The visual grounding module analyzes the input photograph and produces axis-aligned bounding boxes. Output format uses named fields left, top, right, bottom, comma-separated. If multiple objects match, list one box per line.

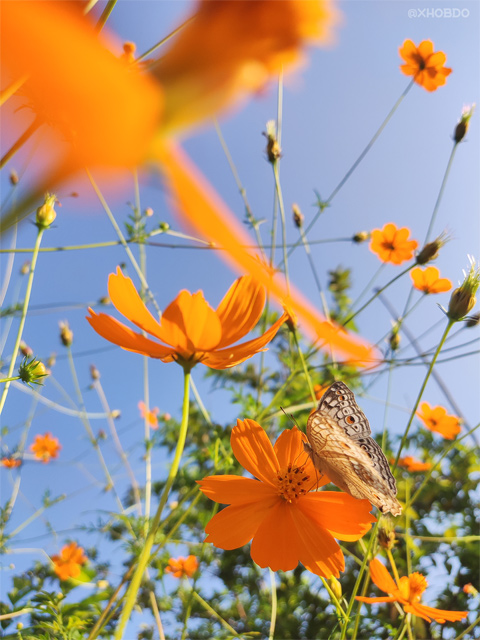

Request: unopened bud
left=47, top=353, right=57, bottom=368
left=389, top=330, right=401, bottom=351
left=264, top=120, right=281, bottom=163
left=162, top=413, right=171, bottom=421
left=10, top=170, right=19, bottom=185
left=20, top=261, right=31, bottom=275
left=454, top=104, right=475, bottom=143
left=463, top=583, right=478, bottom=596
left=59, top=321, right=73, bottom=347
left=145, top=207, right=154, bottom=217
left=18, top=357, right=47, bottom=387
left=111, top=409, right=121, bottom=419
left=97, top=580, right=109, bottom=590
left=378, top=521, right=397, bottom=550
left=16, top=622, right=24, bottom=630
left=328, top=576, right=342, bottom=601
left=98, top=296, right=110, bottom=306
left=416, top=232, right=449, bottom=265
left=353, top=231, right=370, bottom=243
left=447, top=257, right=480, bottom=321
left=465, top=312, right=480, bottom=328
left=292, top=204, right=304, bottom=229
left=90, top=364, right=100, bottom=380
left=97, top=429, right=107, bottom=441
left=159, top=222, right=170, bottom=232
left=19, top=341, right=33, bottom=358
left=36, top=194, right=57, bottom=229
left=121, top=41, right=136, bottom=64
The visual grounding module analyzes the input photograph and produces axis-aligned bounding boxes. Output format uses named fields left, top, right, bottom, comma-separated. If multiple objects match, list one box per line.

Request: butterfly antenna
left=280, top=407, right=300, bottom=428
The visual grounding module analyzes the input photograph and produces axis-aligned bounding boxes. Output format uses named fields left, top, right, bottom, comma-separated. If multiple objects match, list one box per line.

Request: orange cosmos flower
left=1, top=457, right=22, bottom=469
left=356, top=558, right=467, bottom=624
left=30, top=432, right=61, bottom=463
left=165, top=555, right=199, bottom=579
left=410, top=267, right=452, bottom=294
left=51, top=542, right=87, bottom=581
left=417, top=403, right=461, bottom=440
left=87, top=268, right=287, bottom=370
left=399, top=40, right=452, bottom=92
left=138, top=401, right=159, bottom=429
left=198, top=419, right=375, bottom=578
left=396, top=456, right=431, bottom=473
left=152, top=0, right=338, bottom=134
left=369, top=223, right=418, bottom=265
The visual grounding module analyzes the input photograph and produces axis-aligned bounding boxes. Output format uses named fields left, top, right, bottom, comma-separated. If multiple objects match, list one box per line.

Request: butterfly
left=304, top=381, right=402, bottom=517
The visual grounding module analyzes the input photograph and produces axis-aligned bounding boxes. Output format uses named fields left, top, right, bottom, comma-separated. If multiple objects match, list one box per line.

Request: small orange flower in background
left=369, top=223, right=418, bottom=265
left=417, top=403, right=461, bottom=440
left=30, top=432, right=61, bottom=463
left=463, top=583, right=477, bottom=596
left=356, top=558, right=467, bottom=624
left=87, top=269, right=287, bottom=371
left=51, top=542, right=87, bottom=581
left=314, top=384, right=329, bottom=400
left=138, top=401, right=159, bottom=429
left=165, top=555, right=199, bottom=579
left=399, top=40, right=452, bottom=92
left=198, top=420, right=374, bottom=578
left=1, top=457, right=22, bottom=469
left=396, top=456, right=431, bottom=473
left=411, top=266, right=452, bottom=294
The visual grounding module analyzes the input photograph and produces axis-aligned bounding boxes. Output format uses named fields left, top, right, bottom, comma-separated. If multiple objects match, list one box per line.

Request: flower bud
left=264, top=120, right=281, bottom=163
left=159, top=222, right=170, bottom=232
left=378, top=520, right=397, bottom=550
left=121, top=41, right=136, bottom=64
left=465, top=312, right=480, bottom=328
left=416, top=232, right=449, bottom=265
left=292, top=204, right=304, bottom=229
left=98, top=296, right=110, bottom=306
left=463, top=583, right=478, bottom=596
left=19, top=341, right=33, bottom=358
left=10, top=169, right=19, bottom=185
left=47, top=353, right=57, bottom=368
left=353, top=231, right=370, bottom=243
left=18, top=357, right=48, bottom=387
left=90, top=364, right=100, bottom=380
left=454, top=104, right=475, bottom=143
left=328, top=576, right=342, bottom=601
left=145, top=207, right=154, bottom=217
left=97, top=580, right=109, bottom=590
left=111, top=409, right=121, bottom=419
left=447, top=257, right=480, bottom=321
left=36, top=194, right=57, bottom=229
left=20, top=261, right=31, bottom=275
left=389, top=329, right=401, bottom=351
left=59, top=321, right=73, bottom=347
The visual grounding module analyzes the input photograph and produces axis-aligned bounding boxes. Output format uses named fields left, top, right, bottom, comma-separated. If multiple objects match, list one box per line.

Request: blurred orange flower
left=417, top=403, right=461, bottom=440
left=356, top=558, right=467, bottom=623
left=30, top=432, right=61, bottom=463
left=369, top=223, right=418, bottom=265
left=52, top=542, right=87, bottom=581
left=314, top=384, right=329, bottom=400
left=87, top=268, right=287, bottom=371
left=399, top=40, right=452, bottom=92
left=152, top=0, right=338, bottom=134
left=1, top=457, right=22, bottom=469
left=198, top=420, right=374, bottom=578
left=165, top=555, right=199, bottom=579
left=397, top=456, right=431, bottom=472
left=410, top=267, right=452, bottom=294
left=138, top=401, right=159, bottom=429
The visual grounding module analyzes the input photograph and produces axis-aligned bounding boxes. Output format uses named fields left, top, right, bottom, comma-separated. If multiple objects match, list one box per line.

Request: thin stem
left=114, top=368, right=191, bottom=640
left=190, top=375, right=212, bottom=426
left=455, top=614, right=480, bottom=640
left=149, top=590, right=166, bottom=640
left=95, top=0, right=117, bottom=32
left=0, top=75, right=28, bottom=106
left=424, top=142, right=458, bottom=244
left=291, top=330, right=316, bottom=404
left=138, top=17, right=194, bottom=64
left=268, top=569, right=278, bottom=640
left=0, top=227, right=44, bottom=416
left=393, top=319, right=455, bottom=468
left=0, top=120, right=41, bottom=170
left=191, top=591, right=241, bottom=637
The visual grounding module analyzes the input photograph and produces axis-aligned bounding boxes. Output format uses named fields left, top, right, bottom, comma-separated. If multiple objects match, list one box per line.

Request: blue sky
left=1, top=1, right=478, bottom=632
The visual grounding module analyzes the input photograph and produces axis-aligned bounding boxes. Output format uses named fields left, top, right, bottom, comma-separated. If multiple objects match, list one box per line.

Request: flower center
left=407, top=573, right=428, bottom=603
left=381, top=241, right=396, bottom=252
left=276, top=463, right=311, bottom=502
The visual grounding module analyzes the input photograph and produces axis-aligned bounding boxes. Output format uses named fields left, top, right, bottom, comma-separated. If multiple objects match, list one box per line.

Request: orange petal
left=298, top=492, right=374, bottom=541
left=202, top=312, right=287, bottom=369
left=156, top=142, right=377, bottom=365
left=409, top=603, right=468, bottom=624
left=274, top=426, right=308, bottom=468
left=293, top=504, right=344, bottom=578
left=204, top=501, right=275, bottom=549
left=230, top=419, right=279, bottom=486
left=356, top=596, right=397, bottom=604
left=197, top=475, right=277, bottom=504
left=215, top=276, right=266, bottom=348
left=418, top=40, right=434, bottom=59
left=369, top=558, right=398, bottom=594
left=250, top=500, right=302, bottom=571
left=160, top=290, right=222, bottom=352
left=86, top=309, right=176, bottom=360
left=108, top=267, right=165, bottom=340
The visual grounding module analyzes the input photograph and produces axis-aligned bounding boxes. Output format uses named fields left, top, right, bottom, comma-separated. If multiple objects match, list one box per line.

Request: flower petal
left=293, top=504, right=344, bottom=578
left=409, top=603, right=468, bottom=624
left=86, top=309, right=176, bottom=360
left=369, top=558, right=399, bottom=595
left=230, top=419, right=279, bottom=486
left=215, top=276, right=266, bottom=348
left=108, top=267, right=165, bottom=340
left=298, top=492, right=375, bottom=541
left=356, top=596, right=397, bottom=604
left=197, top=475, right=277, bottom=504
left=250, top=500, right=302, bottom=571
left=160, top=290, right=222, bottom=352
left=204, top=501, right=276, bottom=549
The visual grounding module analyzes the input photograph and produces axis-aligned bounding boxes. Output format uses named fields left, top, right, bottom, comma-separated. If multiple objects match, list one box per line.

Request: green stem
left=393, top=319, right=455, bottom=468
left=268, top=569, right=278, bottom=640
left=95, top=0, right=117, bottom=32
left=0, top=227, right=44, bottom=416
left=0, top=120, right=41, bottom=170
left=114, top=368, right=191, bottom=639
left=0, top=376, right=20, bottom=384
left=424, top=142, right=458, bottom=244
left=190, top=591, right=240, bottom=637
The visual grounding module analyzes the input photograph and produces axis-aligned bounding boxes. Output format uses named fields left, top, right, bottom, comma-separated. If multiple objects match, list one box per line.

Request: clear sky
left=1, top=0, right=478, bottom=625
